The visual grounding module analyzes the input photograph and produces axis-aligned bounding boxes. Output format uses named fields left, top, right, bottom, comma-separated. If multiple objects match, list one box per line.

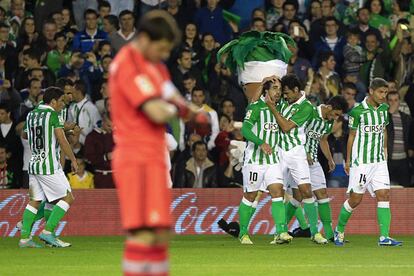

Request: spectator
left=106, top=0, right=135, bottom=16
left=0, top=143, right=17, bottom=189
left=187, top=87, right=219, bottom=151
left=343, top=28, right=366, bottom=77
left=16, top=17, right=39, bottom=52
left=366, top=0, right=391, bottom=39
left=91, top=54, right=112, bottom=101
left=316, top=50, right=341, bottom=98
left=389, top=0, right=412, bottom=30
left=108, top=10, right=135, bottom=53
left=341, top=82, right=358, bottom=111
left=250, top=17, right=267, bottom=32
left=0, top=103, right=22, bottom=185
left=61, top=6, right=78, bottom=32
left=198, top=33, right=219, bottom=86
left=303, top=0, right=323, bottom=31
left=359, top=31, right=392, bottom=87
left=177, top=141, right=217, bottom=188
left=182, top=73, right=197, bottom=101
left=0, top=79, right=21, bottom=119
left=102, top=15, right=119, bottom=36
left=309, top=0, right=346, bottom=42
left=313, top=16, right=346, bottom=73
left=50, top=11, right=65, bottom=33
left=165, top=0, right=191, bottom=30
left=35, top=20, right=58, bottom=53
left=68, top=80, right=102, bottom=145
left=46, top=32, right=72, bottom=76
left=274, top=0, right=298, bottom=33
left=353, top=7, right=383, bottom=46
left=0, top=22, right=18, bottom=79
left=18, top=78, right=42, bottom=116
left=287, top=39, right=312, bottom=86
left=181, top=22, right=202, bottom=64
left=95, top=83, right=108, bottom=116
left=220, top=99, right=236, bottom=121
left=72, top=9, right=108, bottom=54
left=266, top=0, right=284, bottom=30
left=67, top=156, right=95, bottom=189
left=386, top=91, right=414, bottom=187
left=194, top=0, right=233, bottom=45
left=98, top=1, right=111, bottom=30
left=288, top=20, right=313, bottom=60
left=392, top=27, right=413, bottom=87
left=173, top=132, right=202, bottom=182
left=84, top=113, right=114, bottom=188
left=171, top=48, right=202, bottom=93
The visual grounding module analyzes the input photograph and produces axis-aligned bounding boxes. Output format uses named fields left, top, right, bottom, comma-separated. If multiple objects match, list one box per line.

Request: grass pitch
left=0, top=235, right=413, bottom=276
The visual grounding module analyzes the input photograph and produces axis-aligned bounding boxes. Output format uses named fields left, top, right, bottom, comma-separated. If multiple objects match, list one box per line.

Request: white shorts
left=242, top=163, right=284, bottom=193
left=29, top=169, right=72, bottom=202
left=347, top=162, right=390, bottom=197
left=279, top=146, right=311, bottom=188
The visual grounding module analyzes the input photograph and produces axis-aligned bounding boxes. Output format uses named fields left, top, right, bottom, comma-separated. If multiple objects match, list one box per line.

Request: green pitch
left=0, top=235, right=413, bottom=276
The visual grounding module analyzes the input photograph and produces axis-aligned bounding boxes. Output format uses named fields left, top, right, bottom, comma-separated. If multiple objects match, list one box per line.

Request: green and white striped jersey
left=305, top=105, right=334, bottom=162
left=24, top=104, right=64, bottom=175
left=348, top=97, right=389, bottom=166
left=278, top=93, right=314, bottom=151
left=242, top=96, right=280, bottom=165
left=59, top=106, right=69, bottom=122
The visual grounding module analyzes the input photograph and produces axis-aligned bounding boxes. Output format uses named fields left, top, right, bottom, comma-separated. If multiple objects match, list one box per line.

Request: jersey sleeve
left=51, top=111, right=64, bottom=129
left=242, top=103, right=264, bottom=145
left=348, top=107, right=361, bottom=130
left=243, top=103, right=259, bottom=126
left=290, top=103, right=314, bottom=127
left=325, top=121, right=334, bottom=134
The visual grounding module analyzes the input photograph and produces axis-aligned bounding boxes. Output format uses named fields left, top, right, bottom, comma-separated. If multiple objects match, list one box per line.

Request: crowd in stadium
left=0, top=0, right=413, bottom=190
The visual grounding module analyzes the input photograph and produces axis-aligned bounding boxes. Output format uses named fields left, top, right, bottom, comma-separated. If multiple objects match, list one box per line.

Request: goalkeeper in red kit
left=109, top=10, right=200, bottom=276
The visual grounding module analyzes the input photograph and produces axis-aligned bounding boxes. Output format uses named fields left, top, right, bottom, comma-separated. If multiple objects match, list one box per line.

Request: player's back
left=109, top=45, right=168, bottom=162
left=25, top=104, right=62, bottom=175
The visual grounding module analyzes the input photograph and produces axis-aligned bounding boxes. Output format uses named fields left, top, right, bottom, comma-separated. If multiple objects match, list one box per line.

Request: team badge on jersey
left=134, top=75, right=155, bottom=95
left=245, top=110, right=252, bottom=119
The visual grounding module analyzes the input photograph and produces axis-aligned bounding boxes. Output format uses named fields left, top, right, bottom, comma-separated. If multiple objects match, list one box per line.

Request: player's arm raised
left=55, top=127, right=78, bottom=173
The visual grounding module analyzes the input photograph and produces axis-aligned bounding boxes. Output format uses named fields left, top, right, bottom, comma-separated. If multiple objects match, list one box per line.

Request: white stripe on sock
left=26, top=204, right=38, bottom=214
left=252, top=201, right=258, bottom=208
left=344, top=200, right=354, bottom=212
left=290, top=198, right=301, bottom=207
left=44, top=203, right=54, bottom=211
left=377, top=201, right=390, bottom=208
left=56, top=200, right=70, bottom=212
left=302, top=198, right=315, bottom=204
left=242, top=197, right=253, bottom=206
left=123, top=259, right=169, bottom=274
left=317, top=198, right=330, bottom=204
left=272, top=197, right=284, bottom=202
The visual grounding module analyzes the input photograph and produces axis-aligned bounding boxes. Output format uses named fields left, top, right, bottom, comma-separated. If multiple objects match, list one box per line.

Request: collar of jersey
left=317, top=105, right=324, bottom=119
left=38, top=104, right=55, bottom=111
left=362, top=97, right=384, bottom=111
left=77, top=97, right=88, bottom=107
left=291, top=91, right=306, bottom=106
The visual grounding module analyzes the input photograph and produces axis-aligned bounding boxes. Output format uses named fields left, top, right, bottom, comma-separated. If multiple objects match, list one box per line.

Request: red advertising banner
left=0, top=188, right=413, bottom=237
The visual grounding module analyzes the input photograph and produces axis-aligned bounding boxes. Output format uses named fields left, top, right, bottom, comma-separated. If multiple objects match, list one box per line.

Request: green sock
left=238, top=198, right=254, bottom=237
left=33, top=201, right=45, bottom=221
left=21, top=205, right=38, bottom=239
left=44, top=204, right=53, bottom=222
left=285, top=201, right=298, bottom=225
left=377, top=203, right=391, bottom=238
left=295, top=207, right=309, bottom=230
left=45, top=201, right=70, bottom=233
left=318, top=201, right=333, bottom=239
left=271, top=198, right=287, bottom=234
left=337, top=202, right=353, bottom=233
left=303, top=199, right=319, bottom=236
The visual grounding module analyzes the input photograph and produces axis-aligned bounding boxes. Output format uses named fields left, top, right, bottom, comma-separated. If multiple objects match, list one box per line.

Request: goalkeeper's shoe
left=378, top=236, right=402, bottom=247
left=334, top=228, right=345, bottom=246
left=311, top=233, right=328, bottom=244
left=239, top=234, right=253, bottom=245
left=19, top=239, right=44, bottom=248
left=270, top=232, right=293, bottom=244
left=39, top=232, right=64, bottom=247
left=289, top=227, right=311, bottom=238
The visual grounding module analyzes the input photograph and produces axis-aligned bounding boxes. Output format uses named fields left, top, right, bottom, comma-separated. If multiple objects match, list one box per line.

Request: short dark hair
left=29, top=68, right=43, bottom=76
left=221, top=98, right=234, bottom=107
left=324, top=16, right=338, bottom=26
left=357, top=7, right=369, bottom=17
left=219, top=114, right=231, bottom=122
left=369, top=78, right=388, bottom=90
left=0, top=103, right=10, bottom=113
left=283, top=0, right=298, bottom=10
left=191, top=87, right=205, bottom=96
left=192, top=140, right=206, bottom=152
left=119, top=9, right=134, bottom=19
left=98, top=40, right=112, bottom=51
left=281, top=74, right=301, bottom=91
left=0, top=142, right=7, bottom=151
left=84, top=9, right=98, bottom=19
left=104, top=15, right=119, bottom=30
left=183, top=72, right=196, bottom=81
left=318, top=50, right=334, bottom=67
left=54, top=31, right=66, bottom=40
left=98, top=0, right=111, bottom=10
left=101, top=55, right=112, bottom=62
left=346, top=27, right=360, bottom=38
left=0, top=22, right=10, bottom=30
left=395, top=0, right=410, bottom=12
left=74, top=80, right=87, bottom=96
left=202, top=32, right=215, bottom=42
left=23, top=48, right=41, bottom=62
left=178, top=48, right=191, bottom=59
left=342, top=82, right=357, bottom=92
left=327, top=96, right=348, bottom=113
left=55, top=78, right=74, bottom=89
left=43, top=87, right=64, bottom=104
left=386, top=90, right=400, bottom=100
left=137, top=10, right=181, bottom=45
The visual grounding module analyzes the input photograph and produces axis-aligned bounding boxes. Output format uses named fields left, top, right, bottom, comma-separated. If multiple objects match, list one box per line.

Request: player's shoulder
left=379, top=103, right=389, bottom=111
left=109, top=45, right=136, bottom=75
left=349, top=103, right=364, bottom=115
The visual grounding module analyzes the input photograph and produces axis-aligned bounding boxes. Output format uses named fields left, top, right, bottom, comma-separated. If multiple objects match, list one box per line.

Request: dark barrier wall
left=1, top=188, right=413, bottom=236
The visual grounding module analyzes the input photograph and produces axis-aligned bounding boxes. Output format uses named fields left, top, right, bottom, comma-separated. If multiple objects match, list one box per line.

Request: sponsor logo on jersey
left=245, top=110, right=252, bottom=120
left=362, top=124, right=385, bottom=133
left=134, top=75, right=155, bottom=95
left=307, top=130, right=323, bottom=140
left=263, top=122, right=278, bottom=132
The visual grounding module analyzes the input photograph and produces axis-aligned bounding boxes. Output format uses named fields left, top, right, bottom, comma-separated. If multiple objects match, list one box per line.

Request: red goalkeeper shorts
left=113, top=159, right=171, bottom=230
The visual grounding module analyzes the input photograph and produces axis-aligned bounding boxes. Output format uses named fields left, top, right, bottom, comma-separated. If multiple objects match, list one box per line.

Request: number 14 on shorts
left=359, top=174, right=367, bottom=186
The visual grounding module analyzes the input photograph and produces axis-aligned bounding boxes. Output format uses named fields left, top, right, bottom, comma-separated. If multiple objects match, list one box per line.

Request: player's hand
left=71, top=159, right=79, bottom=174
left=260, top=143, right=273, bottom=155
left=307, top=154, right=314, bottom=166
left=344, top=162, right=350, bottom=176
left=328, top=159, right=336, bottom=172
left=64, top=122, right=76, bottom=132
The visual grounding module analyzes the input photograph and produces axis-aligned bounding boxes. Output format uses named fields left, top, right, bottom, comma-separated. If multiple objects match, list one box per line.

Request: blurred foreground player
left=109, top=10, right=199, bottom=276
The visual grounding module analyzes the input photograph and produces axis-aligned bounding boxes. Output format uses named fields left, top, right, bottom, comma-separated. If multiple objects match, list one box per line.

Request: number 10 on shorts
left=249, top=172, right=258, bottom=183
